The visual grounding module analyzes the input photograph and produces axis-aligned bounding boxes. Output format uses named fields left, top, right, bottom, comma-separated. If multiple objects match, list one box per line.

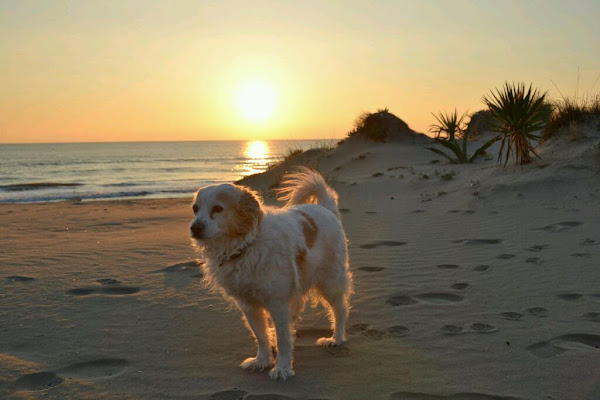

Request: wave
left=0, top=182, right=84, bottom=192
left=0, top=189, right=183, bottom=204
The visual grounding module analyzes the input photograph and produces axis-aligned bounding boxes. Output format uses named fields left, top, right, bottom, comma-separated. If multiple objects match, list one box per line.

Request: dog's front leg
left=267, top=303, right=295, bottom=380
left=239, top=305, right=273, bottom=371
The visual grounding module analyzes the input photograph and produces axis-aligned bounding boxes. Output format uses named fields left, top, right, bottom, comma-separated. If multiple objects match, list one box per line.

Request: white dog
left=190, top=168, right=352, bottom=380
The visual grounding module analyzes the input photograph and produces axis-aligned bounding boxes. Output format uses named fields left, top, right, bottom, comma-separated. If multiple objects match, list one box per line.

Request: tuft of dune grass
left=543, top=94, right=600, bottom=140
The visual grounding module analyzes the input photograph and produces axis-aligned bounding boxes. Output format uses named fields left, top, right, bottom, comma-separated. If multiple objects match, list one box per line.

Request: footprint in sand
left=570, top=253, right=590, bottom=257
left=361, top=328, right=388, bottom=339
left=441, top=323, right=498, bottom=335
left=414, top=293, right=464, bottom=304
left=526, top=307, right=548, bottom=317
left=451, top=239, right=503, bottom=245
left=447, top=209, right=461, bottom=214
left=96, top=278, right=120, bottom=285
left=535, top=221, right=583, bottom=233
left=357, top=266, right=386, bottom=272
left=437, top=264, right=460, bottom=269
left=387, top=293, right=464, bottom=306
left=360, top=241, right=406, bottom=249
left=387, top=326, right=410, bottom=337
left=411, top=209, right=425, bottom=214
left=5, top=275, right=35, bottom=282
left=557, top=293, right=583, bottom=301
left=390, top=391, right=521, bottom=399
left=67, top=286, right=140, bottom=296
left=583, top=312, right=600, bottom=322
left=12, top=371, right=64, bottom=391
left=346, top=324, right=409, bottom=338
left=339, top=208, right=351, bottom=214
left=58, top=358, right=130, bottom=380
left=526, top=334, right=600, bottom=358
left=346, top=323, right=370, bottom=335
left=10, top=358, right=129, bottom=392
left=497, top=254, right=516, bottom=260
left=364, top=211, right=377, bottom=215
left=325, top=346, right=351, bottom=357
left=580, top=238, right=598, bottom=246
left=525, top=257, right=542, bottom=264
left=500, top=312, right=524, bottom=321
left=450, top=282, right=469, bottom=290
left=525, top=244, right=549, bottom=252
left=473, top=265, right=491, bottom=272
left=440, top=325, right=464, bottom=334
left=386, top=295, right=418, bottom=306
left=470, top=323, right=498, bottom=333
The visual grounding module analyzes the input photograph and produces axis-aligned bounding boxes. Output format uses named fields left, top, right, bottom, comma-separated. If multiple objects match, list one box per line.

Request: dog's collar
left=217, top=241, right=252, bottom=266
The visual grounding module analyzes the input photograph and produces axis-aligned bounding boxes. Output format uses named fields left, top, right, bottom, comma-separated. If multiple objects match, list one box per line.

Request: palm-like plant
left=426, top=110, right=499, bottom=164
left=429, top=109, right=464, bottom=140
left=483, top=82, right=550, bottom=166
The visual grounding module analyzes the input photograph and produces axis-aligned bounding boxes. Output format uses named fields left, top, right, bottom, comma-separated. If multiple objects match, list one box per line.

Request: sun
left=235, top=81, right=277, bottom=122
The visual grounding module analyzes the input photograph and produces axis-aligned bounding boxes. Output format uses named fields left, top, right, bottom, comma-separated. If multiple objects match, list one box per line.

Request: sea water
left=0, top=140, right=326, bottom=203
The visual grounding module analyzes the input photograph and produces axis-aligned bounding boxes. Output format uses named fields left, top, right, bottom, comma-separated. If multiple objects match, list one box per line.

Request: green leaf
left=425, top=146, right=458, bottom=163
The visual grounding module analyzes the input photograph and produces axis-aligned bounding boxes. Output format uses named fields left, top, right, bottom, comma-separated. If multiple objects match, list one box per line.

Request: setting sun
left=235, top=81, right=277, bottom=123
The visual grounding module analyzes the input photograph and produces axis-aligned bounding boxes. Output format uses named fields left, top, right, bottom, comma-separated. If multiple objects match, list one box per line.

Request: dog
left=190, top=168, right=352, bottom=380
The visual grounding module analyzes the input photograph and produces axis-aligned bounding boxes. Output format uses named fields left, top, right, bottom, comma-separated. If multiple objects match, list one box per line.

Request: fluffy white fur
left=190, top=168, right=352, bottom=380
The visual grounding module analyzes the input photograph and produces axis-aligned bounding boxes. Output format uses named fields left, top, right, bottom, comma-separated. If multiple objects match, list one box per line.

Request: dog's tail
left=276, top=167, right=340, bottom=218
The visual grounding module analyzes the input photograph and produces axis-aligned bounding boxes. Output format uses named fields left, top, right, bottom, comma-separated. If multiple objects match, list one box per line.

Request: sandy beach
left=2, top=119, right=600, bottom=399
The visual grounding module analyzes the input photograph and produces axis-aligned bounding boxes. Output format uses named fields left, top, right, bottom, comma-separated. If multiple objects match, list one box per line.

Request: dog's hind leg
left=316, top=290, right=349, bottom=347
left=289, top=296, right=305, bottom=338
left=267, top=303, right=295, bottom=380
left=315, top=257, right=351, bottom=347
left=239, top=305, right=274, bottom=372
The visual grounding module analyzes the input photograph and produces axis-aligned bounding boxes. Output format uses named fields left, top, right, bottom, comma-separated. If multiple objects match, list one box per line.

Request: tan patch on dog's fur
left=299, top=211, right=318, bottom=248
left=295, top=247, right=309, bottom=285
left=217, top=187, right=263, bottom=238
left=296, top=248, right=307, bottom=271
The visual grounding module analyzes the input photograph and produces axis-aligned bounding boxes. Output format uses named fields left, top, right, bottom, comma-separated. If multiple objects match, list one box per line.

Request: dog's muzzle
left=190, top=222, right=205, bottom=239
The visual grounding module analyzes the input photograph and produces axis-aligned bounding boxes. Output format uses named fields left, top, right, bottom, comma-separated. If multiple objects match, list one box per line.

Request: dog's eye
left=211, top=205, right=223, bottom=215
left=192, top=204, right=198, bottom=214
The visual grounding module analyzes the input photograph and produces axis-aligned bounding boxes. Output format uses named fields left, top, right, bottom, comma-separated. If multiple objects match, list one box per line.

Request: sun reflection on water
left=241, top=140, right=273, bottom=176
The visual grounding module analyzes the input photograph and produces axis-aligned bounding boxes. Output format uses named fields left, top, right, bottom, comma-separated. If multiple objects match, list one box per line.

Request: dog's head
left=189, top=183, right=263, bottom=243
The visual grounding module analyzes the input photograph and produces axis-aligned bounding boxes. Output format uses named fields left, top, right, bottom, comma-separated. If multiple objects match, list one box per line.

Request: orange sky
left=1, top=1, right=599, bottom=143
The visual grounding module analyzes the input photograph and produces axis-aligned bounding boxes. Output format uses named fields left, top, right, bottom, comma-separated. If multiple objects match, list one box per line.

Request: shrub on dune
left=483, top=82, right=550, bottom=166
left=543, top=94, right=600, bottom=140
left=426, top=109, right=499, bottom=164
left=347, top=109, right=390, bottom=142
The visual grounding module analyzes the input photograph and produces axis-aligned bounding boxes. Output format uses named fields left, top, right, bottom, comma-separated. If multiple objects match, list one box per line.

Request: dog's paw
left=240, top=356, right=273, bottom=372
left=269, top=364, right=295, bottom=381
left=316, top=337, right=344, bottom=347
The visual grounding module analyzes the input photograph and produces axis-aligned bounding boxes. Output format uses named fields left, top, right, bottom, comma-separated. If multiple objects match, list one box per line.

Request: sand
left=2, top=120, right=600, bottom=399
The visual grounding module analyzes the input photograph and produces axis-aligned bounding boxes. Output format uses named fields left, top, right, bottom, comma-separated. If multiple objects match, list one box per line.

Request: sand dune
left=1, top=119, right=600, bottom=399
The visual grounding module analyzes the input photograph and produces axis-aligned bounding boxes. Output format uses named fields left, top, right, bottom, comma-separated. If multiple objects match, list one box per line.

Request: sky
left=1, top=0, right=599, bottom=143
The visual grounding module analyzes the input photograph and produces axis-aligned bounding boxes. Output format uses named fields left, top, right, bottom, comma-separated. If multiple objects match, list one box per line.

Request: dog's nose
left=190, top=222, right=205, bottom=238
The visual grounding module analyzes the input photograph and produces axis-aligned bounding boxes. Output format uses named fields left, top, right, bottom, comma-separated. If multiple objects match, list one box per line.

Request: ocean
left=0, top=140, right=328, bottom=204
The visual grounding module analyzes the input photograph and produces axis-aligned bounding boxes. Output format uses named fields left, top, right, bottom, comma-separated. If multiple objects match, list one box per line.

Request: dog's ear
left=233, top=187, right=264, bottom=237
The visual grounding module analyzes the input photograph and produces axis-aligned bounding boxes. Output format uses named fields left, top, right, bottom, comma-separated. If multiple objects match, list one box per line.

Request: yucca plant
left=429, top=109, right=464, bottom=140
left=426, top=110, right=499, bottom=164
left=483, top=82, right=550, bottom=166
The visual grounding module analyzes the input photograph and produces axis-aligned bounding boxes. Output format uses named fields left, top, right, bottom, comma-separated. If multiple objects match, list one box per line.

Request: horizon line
left=0, top=137, right=336, bottom=145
